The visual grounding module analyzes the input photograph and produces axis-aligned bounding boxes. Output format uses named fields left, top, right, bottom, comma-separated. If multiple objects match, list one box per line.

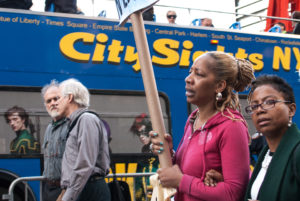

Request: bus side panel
left=0, top=156, right=42, bottom=201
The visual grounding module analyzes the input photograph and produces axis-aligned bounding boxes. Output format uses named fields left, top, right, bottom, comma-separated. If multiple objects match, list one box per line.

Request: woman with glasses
left=244, top=75, right=300, bottom=201
left=150, top=51, right=255, bottom=201
left=205, top=75, right=300, bottom=201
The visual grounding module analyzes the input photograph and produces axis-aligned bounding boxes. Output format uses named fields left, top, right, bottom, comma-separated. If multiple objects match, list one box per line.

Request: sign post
left=114, top=0, right=172, bottom=169
left=130, top=12, right=172, bottom=168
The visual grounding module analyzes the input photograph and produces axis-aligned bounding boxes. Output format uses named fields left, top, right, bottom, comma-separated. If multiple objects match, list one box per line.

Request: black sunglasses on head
left=167, top=15, right=177, bottom=19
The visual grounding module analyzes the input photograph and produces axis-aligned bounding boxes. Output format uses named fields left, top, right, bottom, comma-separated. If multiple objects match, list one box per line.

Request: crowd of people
left=149, top=52, right=300, bottom=201
left=2, top=49, right=300, bottom=201
left=1, top=2, right=300, bottom=201
left=4, top=79, right=111, bottom=201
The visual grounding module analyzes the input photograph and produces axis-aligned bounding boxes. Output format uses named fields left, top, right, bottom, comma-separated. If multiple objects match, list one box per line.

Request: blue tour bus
left=0, top=8, right=300, bottom=201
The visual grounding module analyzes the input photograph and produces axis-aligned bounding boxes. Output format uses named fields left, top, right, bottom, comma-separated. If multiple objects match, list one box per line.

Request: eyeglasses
left=245, top=99, right=291, bottom=114
left=45, top=96, right=61, bottom=104
left=167, top=15, right=177, bottom=19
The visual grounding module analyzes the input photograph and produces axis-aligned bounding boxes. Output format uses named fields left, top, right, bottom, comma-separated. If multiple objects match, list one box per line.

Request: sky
left=30, top=0, right=237, bottom=30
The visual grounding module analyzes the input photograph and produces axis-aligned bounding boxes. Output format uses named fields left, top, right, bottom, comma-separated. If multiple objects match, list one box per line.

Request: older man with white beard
left=41, top=80, right=69, bottom=201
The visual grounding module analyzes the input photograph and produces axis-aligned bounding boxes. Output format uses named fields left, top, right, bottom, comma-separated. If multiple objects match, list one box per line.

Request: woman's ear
left=216, top=80, right=226, bottom=93
left=289, top=103, right=296, bottom=117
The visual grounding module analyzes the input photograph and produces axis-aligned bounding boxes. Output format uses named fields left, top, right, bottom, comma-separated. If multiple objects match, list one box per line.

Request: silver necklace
left=261, top=150, right=273, bottom=170
left=193, top=111, right=200, bottom=131
left=193, top=110, right=218, bottom=132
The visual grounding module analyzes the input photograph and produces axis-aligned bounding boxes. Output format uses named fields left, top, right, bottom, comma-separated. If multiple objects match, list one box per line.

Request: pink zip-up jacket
left=174, top=108, right=250, bottom=201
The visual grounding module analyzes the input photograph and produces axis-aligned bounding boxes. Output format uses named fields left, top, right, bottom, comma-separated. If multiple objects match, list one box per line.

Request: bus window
left=0, top=88, right=171, bottom=154
left=3, top=106, right=40, bottom=154
left=89, top=90, right=171, bottom=154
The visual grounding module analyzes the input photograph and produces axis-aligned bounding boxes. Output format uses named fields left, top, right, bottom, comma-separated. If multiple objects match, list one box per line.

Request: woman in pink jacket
left=151, top=51, right=255, bottom=201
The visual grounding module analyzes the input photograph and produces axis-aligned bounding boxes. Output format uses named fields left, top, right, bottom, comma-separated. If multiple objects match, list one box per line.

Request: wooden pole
left=130, top=11, right=172, bottom=168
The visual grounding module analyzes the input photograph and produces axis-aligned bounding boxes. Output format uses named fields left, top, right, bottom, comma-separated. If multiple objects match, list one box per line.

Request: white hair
left=59, top=78, right=90, bottom=107
left=41, top=79, right=59, bottom=98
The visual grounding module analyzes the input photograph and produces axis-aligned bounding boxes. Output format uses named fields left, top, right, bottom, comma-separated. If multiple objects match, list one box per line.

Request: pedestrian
left=41, top=80, right=69, bottom=201
left=204, top=75, right=300, bottom=201
left=244, top=75, right=300, bottom=201
left=150, top=51, right=255, bottom=201
left=56, top=78, right=111, bottom=201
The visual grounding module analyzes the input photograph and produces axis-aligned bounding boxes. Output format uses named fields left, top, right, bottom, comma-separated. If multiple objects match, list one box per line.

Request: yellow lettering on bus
left=92, top=33, right=108, bottom=63
left=179, top=40, right=193, bottom=68
left=273, top=46, right=291, bottom=71
left=152, top=39, right=180, bottom=66
left=108, top=40, right=124, bottom=64
left=124, top=46, right=141, bottom=72
left=59, top=32, right=95, bottom=62
left=293, top=47, right=300, bottom=70
left=235, top=48, right=248, bottom=59
left=217, top=45, right=225, bottom=52
left=249, top=53, right=263, bottom=71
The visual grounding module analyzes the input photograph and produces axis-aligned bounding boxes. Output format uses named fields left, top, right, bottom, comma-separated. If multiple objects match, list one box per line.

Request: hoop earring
left=216, top=92, right=222, bottom=101
left=288, top=117, right=292, bottom=127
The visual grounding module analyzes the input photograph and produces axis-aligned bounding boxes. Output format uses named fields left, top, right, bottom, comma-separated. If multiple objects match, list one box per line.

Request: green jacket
left=245, top=123, right=300, bottom=201
left=10, top=129, right=40, bottom=154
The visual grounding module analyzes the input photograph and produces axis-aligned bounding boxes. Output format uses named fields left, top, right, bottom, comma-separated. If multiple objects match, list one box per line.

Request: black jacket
left=0, top=0, right=32, bottom=9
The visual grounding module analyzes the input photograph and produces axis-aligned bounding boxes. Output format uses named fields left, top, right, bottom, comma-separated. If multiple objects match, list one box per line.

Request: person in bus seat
left=41, top=80, right=70, bottom=201
left=150, top=51, right=255, bottom=201
left=268, top=22, right=286, bottom=33
left=56, top=78, right=111, bottom=201
left=130, top=113, right=159, bottom=201
left=4, top=106, right=40, bottom=154
left=166, top=10, right=177, bottom=24
left=0, top=0, right=32, bottom=9
left=201, top=18, right=214, bottom=27
left=292, top=11, right=300, bottom=35
left=204, top=75, right=300, bottom=201
left=45, top=0, right=77, bottom=13
left=143, top=7, right=155, bottom=22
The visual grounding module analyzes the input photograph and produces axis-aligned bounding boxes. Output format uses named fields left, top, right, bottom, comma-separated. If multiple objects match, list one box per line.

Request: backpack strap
left=293, top=142, right=300, bottom=183
left=67, top=110, right=101, bottom=138
left=67, top=110, right=112, bottom=168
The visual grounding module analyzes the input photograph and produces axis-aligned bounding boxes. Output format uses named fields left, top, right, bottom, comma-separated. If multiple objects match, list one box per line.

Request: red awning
left=265, top=0, right=300, bottom=32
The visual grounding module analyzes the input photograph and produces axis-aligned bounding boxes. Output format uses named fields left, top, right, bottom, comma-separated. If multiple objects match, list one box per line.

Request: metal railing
left=2, top=173, right=155, bottom=201
left=2, top=176, right=45, bottom=201
left=156, top=4, right=300, bottom=23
